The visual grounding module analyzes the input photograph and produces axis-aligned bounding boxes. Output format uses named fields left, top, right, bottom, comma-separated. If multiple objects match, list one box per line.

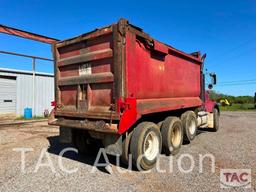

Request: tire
left=121, top=131, right=133, bottom=165
left=181, top=111, right=197, bottom=142
left=130, top=122, right=162, bottom=170
left=212, top=108, right=220, bottom=132
left=157, top=121, right=163, bottom=128
left=161, top=117, right=183, bottom=155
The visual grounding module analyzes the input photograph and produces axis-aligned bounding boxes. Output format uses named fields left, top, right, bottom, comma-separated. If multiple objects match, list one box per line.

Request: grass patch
left=15, top=116, right=47, bottom=121
left=220, top=103, right=256, bottom=111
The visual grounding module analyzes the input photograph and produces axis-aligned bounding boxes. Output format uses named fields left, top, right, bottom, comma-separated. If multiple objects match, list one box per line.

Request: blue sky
left=0, top=0, right=255, bottom=96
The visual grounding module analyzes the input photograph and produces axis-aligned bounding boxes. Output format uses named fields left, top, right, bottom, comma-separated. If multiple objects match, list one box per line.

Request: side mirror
left=210, top=73, right=217, bottom=85
left=208, top=84, right=213, bottom=89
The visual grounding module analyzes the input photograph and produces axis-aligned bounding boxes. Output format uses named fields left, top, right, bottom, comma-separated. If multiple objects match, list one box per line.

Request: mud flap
left=103, top=134, right=122, bottom=156
left=59, top=127, right=72, bottom=144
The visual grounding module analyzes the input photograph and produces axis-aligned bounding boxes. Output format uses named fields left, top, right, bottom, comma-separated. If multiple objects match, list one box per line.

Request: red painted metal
left=204, top=91, right=217, bottom=112
left=52, top=19, right=206, bottom=134
left=51, top=101, right=56, bottom=107
left=118, top=98, right=139, bottom=134
left=125, top=31, right=202, bottom=115
left=137, top=98, right=202, bottom=115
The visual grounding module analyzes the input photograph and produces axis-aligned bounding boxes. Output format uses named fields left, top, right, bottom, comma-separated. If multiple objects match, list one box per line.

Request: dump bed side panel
left=125, top=30, right=202, bottom=115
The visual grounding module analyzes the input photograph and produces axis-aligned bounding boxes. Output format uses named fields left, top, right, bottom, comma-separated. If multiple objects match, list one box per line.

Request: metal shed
left=0, top=68, right=54, bottom=117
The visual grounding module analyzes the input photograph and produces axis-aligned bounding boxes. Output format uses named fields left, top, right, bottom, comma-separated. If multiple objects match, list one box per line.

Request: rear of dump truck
left=53, top=21, right=119, bottom=133
left=50, top=19, right=219, bottom=170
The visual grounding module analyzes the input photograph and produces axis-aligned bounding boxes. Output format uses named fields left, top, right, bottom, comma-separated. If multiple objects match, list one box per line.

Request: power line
left=216, top=82, right=256, bottom=86
left=218, top=79, right=256, bottom=84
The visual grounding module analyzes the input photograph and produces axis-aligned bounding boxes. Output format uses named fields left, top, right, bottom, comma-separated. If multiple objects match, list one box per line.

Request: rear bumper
left=49, top=118, right=118, bottom=134
left=55, top=110, right=120, bottom=121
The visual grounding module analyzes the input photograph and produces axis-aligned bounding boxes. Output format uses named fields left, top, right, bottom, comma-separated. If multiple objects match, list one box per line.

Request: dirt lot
left=0, top=111, right=255, bottom=192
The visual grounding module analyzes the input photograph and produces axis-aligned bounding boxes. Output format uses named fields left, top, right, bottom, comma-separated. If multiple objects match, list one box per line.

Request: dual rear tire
left=130, top=122, right=162, bottom=170
left=73, top=110, right=215, bottom=171
left=161, top=117, right=183, bottom=155
left=128, top=117, right=184, bottom=170
left=181, top=111, right=198, bottom=142
left=73, top=111, right=199, bottom=170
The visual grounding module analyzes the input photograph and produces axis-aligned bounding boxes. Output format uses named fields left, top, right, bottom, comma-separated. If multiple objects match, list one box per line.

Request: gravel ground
left=0, top=111, right=255, bottom=192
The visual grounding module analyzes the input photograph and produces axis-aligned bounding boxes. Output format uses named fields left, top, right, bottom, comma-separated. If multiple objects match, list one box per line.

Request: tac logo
left=220, top=169, right=251, bottom=188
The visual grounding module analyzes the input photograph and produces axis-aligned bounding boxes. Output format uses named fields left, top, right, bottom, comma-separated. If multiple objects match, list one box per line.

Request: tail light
left=51, top=101, right=56, bottom=108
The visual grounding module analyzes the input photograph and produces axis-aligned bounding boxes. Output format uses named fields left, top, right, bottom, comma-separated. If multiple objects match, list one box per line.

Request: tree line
left=208, top=90, right=255, bottom=104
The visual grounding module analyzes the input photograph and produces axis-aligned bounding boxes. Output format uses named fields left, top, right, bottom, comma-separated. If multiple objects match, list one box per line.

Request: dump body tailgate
left=54, top=25, right=120, bottom=120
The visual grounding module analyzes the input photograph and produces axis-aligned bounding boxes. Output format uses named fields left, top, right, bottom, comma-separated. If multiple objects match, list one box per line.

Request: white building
left=0, top=68, right=54, bottom=117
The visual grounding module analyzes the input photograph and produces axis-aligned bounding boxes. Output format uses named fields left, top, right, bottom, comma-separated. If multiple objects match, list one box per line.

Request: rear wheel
left=121, top=131, right=133, bottom=165
left=130, top=122, right=162, bottom=170
left=181, top=111, right=197, bottom=142
left=161, top=117, right=183, bottom=155
left=212, top=108, right=220, bottom=132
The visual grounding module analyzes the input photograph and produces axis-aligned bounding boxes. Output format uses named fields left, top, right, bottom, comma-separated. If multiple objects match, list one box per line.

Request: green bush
left=208, top=90, right=254, bottom=104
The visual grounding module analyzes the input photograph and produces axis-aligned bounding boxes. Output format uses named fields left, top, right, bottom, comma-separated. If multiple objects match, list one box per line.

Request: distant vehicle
left=220, top=99, right=232, bottom=106
left=49, top=19, right=219, bottom=170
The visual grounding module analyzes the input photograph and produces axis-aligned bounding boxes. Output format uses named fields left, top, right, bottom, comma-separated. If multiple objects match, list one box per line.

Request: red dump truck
left=49, top=18, right=219, bottom=170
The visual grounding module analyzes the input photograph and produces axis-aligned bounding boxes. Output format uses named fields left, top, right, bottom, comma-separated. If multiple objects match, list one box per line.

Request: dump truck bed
left=53, top=19, right=203, bottom=134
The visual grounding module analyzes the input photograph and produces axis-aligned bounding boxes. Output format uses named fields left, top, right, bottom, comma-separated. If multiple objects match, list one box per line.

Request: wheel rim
left=188, top=119, right=196, bottom=135
left=143, top=131, right=159, bottom=161
left=171, top=124, right=182, bottom=147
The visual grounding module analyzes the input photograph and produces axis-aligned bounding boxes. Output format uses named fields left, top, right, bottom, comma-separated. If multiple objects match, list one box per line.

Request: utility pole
left=32, top=58, right=36, bottom=117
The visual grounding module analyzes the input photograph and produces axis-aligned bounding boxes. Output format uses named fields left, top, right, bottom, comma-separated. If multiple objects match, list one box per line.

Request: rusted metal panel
left=153, top=40, right=169, bottom=54
left=90, top=83, right=113, bottom=107
left=0, top=24, right=58, bottom=44
left=55, top=110, right=119, bottom=120
left=59, top=65, right=79, bottom=78
left=59, top=85, right=77, bottom=106
left=58, top=72, right=114, bottom=86
left=137, top=97, right=202, bottom=115
left=54, top=26, right=115, bottom=121
left=51, top=118, right=118, bottom=134
left=58, top=49, right=113, bottom=67
left=56, top=26, right=113, bottom=48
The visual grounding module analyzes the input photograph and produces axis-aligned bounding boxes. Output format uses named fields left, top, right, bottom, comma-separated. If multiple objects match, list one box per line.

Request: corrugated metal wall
left=0, top=69, right=54, bottom=116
